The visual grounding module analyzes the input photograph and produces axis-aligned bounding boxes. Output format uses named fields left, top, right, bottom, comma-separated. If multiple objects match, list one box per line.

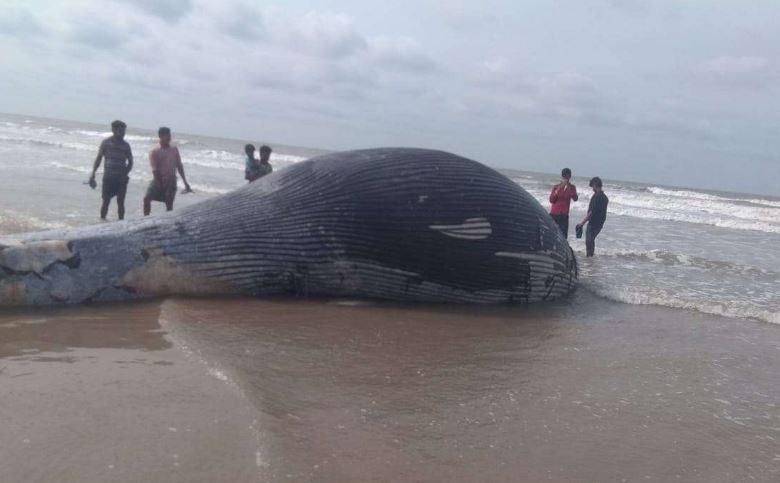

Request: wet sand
left=1, top=293, right=779, bottom=482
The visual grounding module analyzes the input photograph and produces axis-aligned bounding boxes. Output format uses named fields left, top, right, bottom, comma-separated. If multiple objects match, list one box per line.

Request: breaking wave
left=582, top=282, right=780, bottom=325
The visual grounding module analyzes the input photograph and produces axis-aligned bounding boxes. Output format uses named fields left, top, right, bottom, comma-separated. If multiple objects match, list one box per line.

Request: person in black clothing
left=89, top=120, right=133, bottom=220
left=576, top=177, right=608, bottom=257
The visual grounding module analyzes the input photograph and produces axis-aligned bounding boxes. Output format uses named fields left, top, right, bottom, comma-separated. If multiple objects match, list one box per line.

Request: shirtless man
left=143, top=127, right=191, bottom=216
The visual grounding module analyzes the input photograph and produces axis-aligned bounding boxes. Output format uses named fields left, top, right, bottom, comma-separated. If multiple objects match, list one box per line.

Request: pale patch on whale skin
left=0, top=281, right=27, bottom=305
left=121, top=249, right=235, bottom=297
left=429, top=217, right=492, bottom=240
left=0, top=240, right=75, bottom=275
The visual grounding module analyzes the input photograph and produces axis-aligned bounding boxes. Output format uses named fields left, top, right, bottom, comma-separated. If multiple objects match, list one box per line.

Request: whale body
left=0, top=148, right=577, bottom=306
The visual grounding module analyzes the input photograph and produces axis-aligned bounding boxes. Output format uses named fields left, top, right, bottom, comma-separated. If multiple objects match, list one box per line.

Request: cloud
left=195, top=1, right=266, bottom=40
left=66, top=19, right=136, bottom=50
left=535, top=72, right=602, bottom=107
left=482, top=57, right=508, bottom=75
left=249, top=55, right=378, bottom=98
left=264, top=8, right=367, bottom=59
left=0, top=3, right=44, bottom=37
left=367, top=36, right=437, bottom=72
left=594, top=0, right=683, bottom=18
left=617, top=112, right=716, bottom=139
left=434, top=1, right=499, bottom=30
left=459, top=61, right=719, bottom=139
left=467, top=62, right=608, bottom=118
left=699, top=55, right=769, bottom=76
left=0, top=0, right=751, bottom=182
left=696, top=55, right=774, bottom=89
left=116, top=0, right=194, bottom=22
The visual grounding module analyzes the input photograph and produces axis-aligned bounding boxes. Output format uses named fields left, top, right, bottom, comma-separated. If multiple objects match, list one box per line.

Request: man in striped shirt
left=89, top=120, right=134, bottom=220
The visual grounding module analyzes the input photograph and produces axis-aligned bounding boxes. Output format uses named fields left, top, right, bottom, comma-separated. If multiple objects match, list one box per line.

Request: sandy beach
left=2, top=292, right=778, bottom=482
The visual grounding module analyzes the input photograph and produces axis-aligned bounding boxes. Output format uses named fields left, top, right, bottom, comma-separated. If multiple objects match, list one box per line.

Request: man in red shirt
left=549, top=167, right=578, bottom=238
left=144, top=127, right=192, bottom=216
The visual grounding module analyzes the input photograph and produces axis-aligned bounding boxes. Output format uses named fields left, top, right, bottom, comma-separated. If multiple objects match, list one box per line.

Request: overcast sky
left=1, top=0, right=779, bottom=195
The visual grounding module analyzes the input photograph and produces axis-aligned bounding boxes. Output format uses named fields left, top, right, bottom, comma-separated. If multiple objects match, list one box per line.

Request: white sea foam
left=583, top=247, right=776, bottom=278
left=648, top=186, right=780, bottom=208
left=71, top=130, right=158, bottom=143
left=582, top=282, right=780, bottom=325
left=186, top=150, right=306, bottom=171
left=187, top=150, right=243, bottom=170
left=48, top=161, right=92, bottom=174
left=605, top=204, right=780, bottom=234
left=0, top=135, right=95, bottom=152
left=524, top=183, right=780, bottom=234
left=188, top=183, right=230, bottom=195
left=72, top=130, right=105, bottom=137
left=0, top=211, right=70, bottom=234
left=623, top=190, right=779, bottom=223
left=124, top=134, right=160, bottom=143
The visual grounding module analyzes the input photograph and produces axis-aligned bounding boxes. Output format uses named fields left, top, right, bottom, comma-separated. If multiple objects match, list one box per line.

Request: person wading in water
left=576, top=176, right=609, bottom=257
left=143, top=127, right=192, bottom=216
left=89, top=120, right=133, bottom=220
left=549, top=167, right=578, bottom=238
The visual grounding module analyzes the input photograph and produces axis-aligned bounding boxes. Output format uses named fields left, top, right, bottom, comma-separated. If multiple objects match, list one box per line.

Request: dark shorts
left=102, top=174, right=129, bottom=200
left=145, top=179, right=177, bottom=203
left=586, top=222, right=603, bottom=243
left=551, top=214, right=569, bottom=238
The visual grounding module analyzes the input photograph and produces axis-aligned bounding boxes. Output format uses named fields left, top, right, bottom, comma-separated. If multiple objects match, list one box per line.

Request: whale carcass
left=0, top=148, right=577, bottom=306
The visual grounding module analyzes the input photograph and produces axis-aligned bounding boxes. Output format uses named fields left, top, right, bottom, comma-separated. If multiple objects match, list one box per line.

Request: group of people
left=548, top=168, right=609, bottom=257
left=88, top=120, right=273, bottom=220
left=244, top=144, right=273, bottom=182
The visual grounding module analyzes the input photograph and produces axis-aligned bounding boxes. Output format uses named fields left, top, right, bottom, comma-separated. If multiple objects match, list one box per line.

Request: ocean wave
left=582, top=283, right=780, bottom=325
left=125, top=135, right=160, bottom=143
left=580, top=248, right=777, bottom=280
left=0, top=135, right=95, bottom=152
left=71, top=130, right=159, bottom=143
left=47, top=162, right=151, bottom=183
left=48, top=161, right=93, bottom=174
left=188, top=183, right=230, bottom=195
left=187, top=151, right=243, bottom=170
left=606, top=204, right=780, bottom=234
left=610, top=190, right=779, bottom=223
left=72, top=129, right=106, bottom=137
left=186, top=150, right=306, bottom=171
left=523, top=184, right=780, bottom=234
left=47, top=161, right=232, bottom=195
left=0, top=211, right=70, bottom=235
left=648, top=186, right=780, bottom=209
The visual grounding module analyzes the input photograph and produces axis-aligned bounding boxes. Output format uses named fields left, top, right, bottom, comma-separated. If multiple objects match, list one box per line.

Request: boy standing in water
left=89, top=120, right=133, bottom=220
left=257, top=145, right=273, bottom=179
left=576, top=177, right=609, bottom=257
left=549, top=168, right=578, bottom=238
left=244, top=144, right=258, bottom=182
left=143, top=127, right=191, bottom=216
left=245, top=144, right=273, bottom=182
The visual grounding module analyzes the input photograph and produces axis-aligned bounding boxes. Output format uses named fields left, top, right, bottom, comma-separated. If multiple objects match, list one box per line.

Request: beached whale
left=0, top=148, right=577, bottom=306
